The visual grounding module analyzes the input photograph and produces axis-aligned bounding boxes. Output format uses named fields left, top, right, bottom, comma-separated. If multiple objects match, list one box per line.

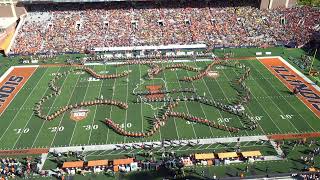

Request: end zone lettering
left=0, top=76, right=24, bottom=107
left=271, top=66, right=320, bottom=112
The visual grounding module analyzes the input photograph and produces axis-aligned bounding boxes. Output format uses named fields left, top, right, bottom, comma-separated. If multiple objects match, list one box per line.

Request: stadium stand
left=9, top=1, right=319, bottom=55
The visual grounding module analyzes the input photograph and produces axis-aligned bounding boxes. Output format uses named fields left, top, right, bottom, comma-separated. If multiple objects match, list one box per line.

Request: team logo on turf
left=70, top=109, right=89, bottom=121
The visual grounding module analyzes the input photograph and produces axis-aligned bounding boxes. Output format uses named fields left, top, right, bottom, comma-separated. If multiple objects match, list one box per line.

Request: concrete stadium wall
left=288, top=0, right=298, bottom=7
left=260, top=0, right=270, bottom=9
left=271, top=0, right=287, bottom=8
left=0, top=4, right=26, bottom=17
left=260, top=0, right=297, bottom=9
left=0, top=22, right=16, bottom=46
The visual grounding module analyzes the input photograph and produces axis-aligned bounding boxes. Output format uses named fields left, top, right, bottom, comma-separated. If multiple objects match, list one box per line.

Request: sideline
left=0, top=148, right=48, bottom=155
left=49, top=135, right=269, bottom=153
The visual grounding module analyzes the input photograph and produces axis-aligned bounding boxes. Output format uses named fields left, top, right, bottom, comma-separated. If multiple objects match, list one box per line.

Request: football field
left=0, top=57, right=319, bottom=151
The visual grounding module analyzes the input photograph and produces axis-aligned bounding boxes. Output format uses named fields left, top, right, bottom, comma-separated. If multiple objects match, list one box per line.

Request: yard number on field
left=49, top=126, right=64, bottom=132
left=186, top=121, right=196, bottom=125
left=249, top=116, right=263, bottom=121
left=14, top=128, right=29, bottom=134
left=218, top=118, right=231, bottom=123
left=83, top=125, right=99, bottom=130
left=280, top=114, right=294, bottom=120
left=120, top=123, right=132, bottom=128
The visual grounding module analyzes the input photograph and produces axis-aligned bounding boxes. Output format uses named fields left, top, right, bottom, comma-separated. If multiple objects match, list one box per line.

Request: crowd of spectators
left=294, top=172, right=320, bottom=180
left=11, top=1, right=320, bottom=54
left=0, top=157, right=38, bottom=179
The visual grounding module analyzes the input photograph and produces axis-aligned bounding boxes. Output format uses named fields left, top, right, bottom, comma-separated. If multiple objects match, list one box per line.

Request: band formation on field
left=34, top=59, right=258, bottom=138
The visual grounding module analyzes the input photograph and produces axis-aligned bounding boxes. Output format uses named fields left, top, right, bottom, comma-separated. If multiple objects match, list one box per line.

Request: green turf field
left=0, top=58, right=319, bottom=150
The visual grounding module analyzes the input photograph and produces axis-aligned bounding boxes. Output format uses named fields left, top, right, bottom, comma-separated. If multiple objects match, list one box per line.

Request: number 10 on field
left=14, top=128, right=29, bottom=134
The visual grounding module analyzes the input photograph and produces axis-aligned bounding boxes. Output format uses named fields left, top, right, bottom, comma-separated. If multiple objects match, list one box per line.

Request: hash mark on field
left=160, top=63, right=177, bottom=140
left=138, top=64, right=144, bottom=133
left=0, top=68, right=43, bottom=145
left=193, top=62, right=232, bottom=137
left=250, top=62, right=300, bottom=133
left=50, top=71, right=82, bottom=148
left=254, top=61, right=316, bottom=132
left=185, top=69, right=215, bottom=137
left=228, top=67, right=267, bottom=135
left=205, top=62, right=250, bottom=136
left=105, top=68, right=118, bottom=144
left=87, top=65, right=106, bottom=144
left=31, top=67, right=66, bottom=148
left=69, top=66, right=94, bottom=146
left=172, top=61, right=197, bottom=139
left=123, top=65, right=130, bottom=143
left=11, top=68, right=50, bottom=149
left=2, top=94, right=298, bottom=112
left=19, top=77, right=277, bottom=90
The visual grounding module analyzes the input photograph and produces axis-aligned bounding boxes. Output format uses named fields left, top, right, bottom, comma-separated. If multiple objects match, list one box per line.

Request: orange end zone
left=259, top=58, right=320, bottom=118
left=0, top=67, right=37, bottom=115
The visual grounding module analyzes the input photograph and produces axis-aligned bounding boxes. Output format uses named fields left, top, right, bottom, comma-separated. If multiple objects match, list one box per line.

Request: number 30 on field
left=83, top=125, right=99, bottom=130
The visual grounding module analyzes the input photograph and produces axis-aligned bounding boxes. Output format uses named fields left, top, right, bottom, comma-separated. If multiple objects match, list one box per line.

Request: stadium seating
left=11, top=2, right=320, bottom=55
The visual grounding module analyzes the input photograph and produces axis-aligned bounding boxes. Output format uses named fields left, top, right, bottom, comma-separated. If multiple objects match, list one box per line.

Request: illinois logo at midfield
left=70, top=109, right=90, bottom=121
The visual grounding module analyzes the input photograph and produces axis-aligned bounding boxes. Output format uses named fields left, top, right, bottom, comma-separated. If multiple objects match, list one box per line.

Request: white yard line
left=0, top=67, right=40, bottom=144
left=172, top=64, right=197, bottom=138
left=185, top=69, right=215, bottom=138
left=208, top=66, right=250, bottom=137
left=31, top=67, right=70, bottom=148
left=228, top=67, right=267, bottom=135
left=124, top=65, right=130, bottom=143
left=216, top=61, right=283, bottom=133
left=87, top=66, right=107, bottom=144
left=192, top=62, right=232, bottom=137
left=0, top=67, right=38, bottom=117
left=49, top=71, right=82, bottom=147
left=256, top=56, right=320, bottom=91
left=0, top=66, right=14, bottom=82
left=69, top=67, right=94, bottom=146
left=137, top=64, right=144, bottom=132
left=12, top=68, right=51, bottom=149
left=221, top=66, right=267, bottom=135
left=105, top=68, right=118, bottom=144
left=172, top=116, right=180, bottom=140
left=250, top=62, right=301, bottom=133
left=161, top=63, right=180, bottom=140
left=254, top=60, right=316, bottom=132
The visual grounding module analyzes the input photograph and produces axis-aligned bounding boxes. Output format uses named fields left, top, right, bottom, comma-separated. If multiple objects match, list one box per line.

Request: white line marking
left=12, top=68, right=50, bottom=149
left=69, top=67, right=93, bottom=146
left=0, top=67, right=38, bottom=144
left=87, top=65, right=107, bottom=144
left=49, top=70, right=82, bottom=147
